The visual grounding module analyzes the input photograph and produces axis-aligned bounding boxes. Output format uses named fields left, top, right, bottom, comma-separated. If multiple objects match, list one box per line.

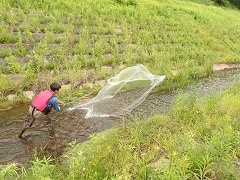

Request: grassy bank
left=1, top=0, right=240, bottom=179
left=1, top=77, right=239, bottom=179
left=0, top=0, right=240, bottom=108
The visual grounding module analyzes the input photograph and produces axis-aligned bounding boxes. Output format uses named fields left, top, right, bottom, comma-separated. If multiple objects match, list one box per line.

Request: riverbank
left=1, top=69, right=239, bottom=179
left=1, top=63, right=240, bottom=112
left=1, top=0, right=240, bottom=109
left=1, top=66, right=240, bottom=168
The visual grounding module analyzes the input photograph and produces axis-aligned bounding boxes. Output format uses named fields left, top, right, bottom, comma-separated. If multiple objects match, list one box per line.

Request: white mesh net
left=68, top=64, right=166, bottom=118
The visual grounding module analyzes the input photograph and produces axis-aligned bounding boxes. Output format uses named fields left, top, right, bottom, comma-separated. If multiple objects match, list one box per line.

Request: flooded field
left=0, top=68, right=240, bottom=166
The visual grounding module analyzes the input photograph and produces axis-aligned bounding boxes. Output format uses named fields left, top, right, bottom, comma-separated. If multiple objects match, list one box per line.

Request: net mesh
left=68, top=64, right=166, bottom=118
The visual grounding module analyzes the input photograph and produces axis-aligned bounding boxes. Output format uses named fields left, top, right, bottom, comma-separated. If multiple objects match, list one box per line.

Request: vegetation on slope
left=0, top=0, right=240, bottom=108
left=0, top=0, right=240, bottom=179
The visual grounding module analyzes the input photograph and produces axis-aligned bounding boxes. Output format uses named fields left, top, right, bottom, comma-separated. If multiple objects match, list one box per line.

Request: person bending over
left=17, top=82, right=64, bottom=139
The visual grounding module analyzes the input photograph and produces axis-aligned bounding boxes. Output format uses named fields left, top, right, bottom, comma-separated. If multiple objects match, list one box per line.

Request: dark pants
left=21, top=106, right=53, bottom=132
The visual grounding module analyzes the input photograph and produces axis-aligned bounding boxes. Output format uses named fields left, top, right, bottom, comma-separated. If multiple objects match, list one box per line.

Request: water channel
left=0, top=68, right=240, bottom=166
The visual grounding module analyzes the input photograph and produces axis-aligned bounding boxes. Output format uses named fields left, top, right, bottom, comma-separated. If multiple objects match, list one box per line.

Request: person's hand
left=59, top=100, right=64, bottom=105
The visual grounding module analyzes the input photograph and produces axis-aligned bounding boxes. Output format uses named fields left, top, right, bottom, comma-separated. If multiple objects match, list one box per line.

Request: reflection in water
left=0, top=69, right=240, bottom=165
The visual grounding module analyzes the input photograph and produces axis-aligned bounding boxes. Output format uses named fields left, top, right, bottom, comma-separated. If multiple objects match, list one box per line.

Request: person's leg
left=17, top=106, right=35, bottom=138
left=45, top=116, right=56, bottom=138
left=31, top=109, right=54, bottom=138
left=38, top=113, right=56, bottom=138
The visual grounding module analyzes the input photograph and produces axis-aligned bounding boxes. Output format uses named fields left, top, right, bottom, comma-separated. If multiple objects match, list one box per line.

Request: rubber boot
left=17, top=130, right=26, bottom=139
left=49, top=130, right=56, bottom=139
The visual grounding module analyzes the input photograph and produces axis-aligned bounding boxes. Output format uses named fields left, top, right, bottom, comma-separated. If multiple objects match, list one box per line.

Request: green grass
left=0, top=0, right=240, bottom=179
left=0, top=0, right=240, bottom=108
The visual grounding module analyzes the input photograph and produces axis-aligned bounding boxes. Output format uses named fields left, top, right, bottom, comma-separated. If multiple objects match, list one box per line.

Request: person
left=17, top=82, right=64, bottom=139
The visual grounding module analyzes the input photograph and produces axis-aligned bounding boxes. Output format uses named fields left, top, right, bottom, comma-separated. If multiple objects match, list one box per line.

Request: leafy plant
left=6, top=56, right=24, bottom=73
left=0, top=164, right=19, bottom=179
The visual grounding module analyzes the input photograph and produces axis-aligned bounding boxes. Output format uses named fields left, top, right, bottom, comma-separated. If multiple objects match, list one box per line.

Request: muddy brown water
left=0, top=69, right=240, bottom=166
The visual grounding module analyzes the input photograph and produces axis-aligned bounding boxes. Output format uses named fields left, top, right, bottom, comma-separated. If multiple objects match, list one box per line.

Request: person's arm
left=58, top=100, right=64, bottom=105
left=51, top=97, right=61, bottom=112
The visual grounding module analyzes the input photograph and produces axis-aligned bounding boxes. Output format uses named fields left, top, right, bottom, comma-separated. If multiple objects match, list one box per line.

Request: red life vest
left=32, top=90, right=54, bottom=111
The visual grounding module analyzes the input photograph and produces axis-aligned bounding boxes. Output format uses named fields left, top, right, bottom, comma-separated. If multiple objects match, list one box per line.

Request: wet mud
left=0, top=68, right=240, bottom=166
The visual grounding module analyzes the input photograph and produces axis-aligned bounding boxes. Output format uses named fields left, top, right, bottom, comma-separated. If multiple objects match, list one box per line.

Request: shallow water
left=0, top=68, right=240, bottom=166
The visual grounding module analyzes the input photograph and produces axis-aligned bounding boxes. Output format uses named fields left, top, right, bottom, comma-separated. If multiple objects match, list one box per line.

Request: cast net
left=68, top=64, right=166, bottom=118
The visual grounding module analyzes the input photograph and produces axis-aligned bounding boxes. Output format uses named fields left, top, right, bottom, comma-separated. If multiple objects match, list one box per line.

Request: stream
left=0, top=68, right=240, bottom=166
